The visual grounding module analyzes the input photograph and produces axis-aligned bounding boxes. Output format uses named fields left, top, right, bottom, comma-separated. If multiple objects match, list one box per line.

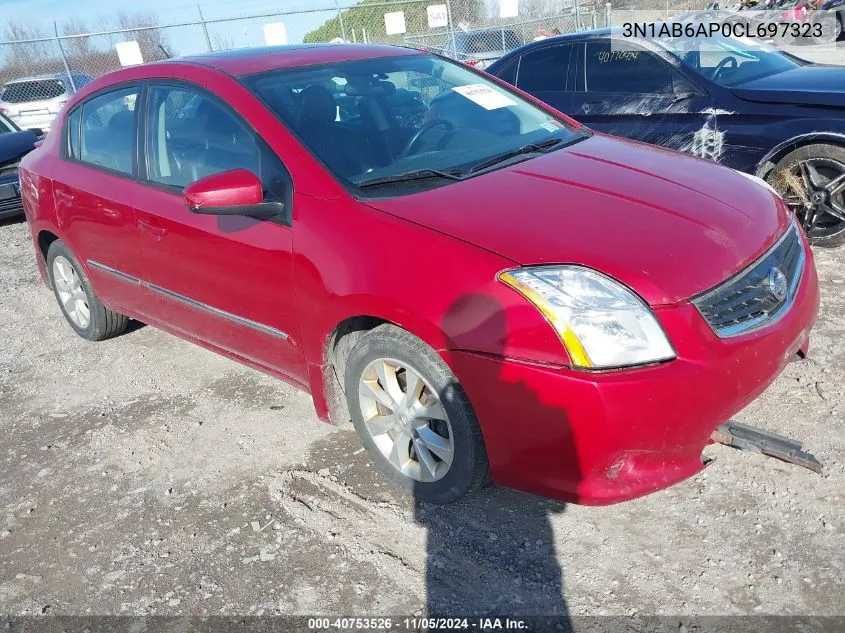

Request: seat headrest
left=298, top=85, right=337, bottom=128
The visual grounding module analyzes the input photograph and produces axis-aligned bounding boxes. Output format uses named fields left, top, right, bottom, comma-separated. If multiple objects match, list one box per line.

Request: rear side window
left=1, top=80, right=66, bottom=103
left=66, top=108, right=81, bottom=159
left=78, top=87, right=138, bottom=176
left=517, top=45, right=571, bottom=92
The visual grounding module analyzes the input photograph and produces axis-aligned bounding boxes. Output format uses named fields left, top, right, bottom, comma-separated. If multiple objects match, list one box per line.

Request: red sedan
left=19, top=44, right=819, bottom=505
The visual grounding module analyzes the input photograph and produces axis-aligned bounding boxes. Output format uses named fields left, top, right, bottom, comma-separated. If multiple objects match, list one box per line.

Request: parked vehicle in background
left=0, top=73, right=92, bottom=132
left=434, top=28, right=522, bottom=68
left=20, top=45, right=818, bottom=506
left=817, top=0, right=845, bottom=39
left=0, top=113, right=39, bottom=220
left=488, top=29, right=845, bottom=246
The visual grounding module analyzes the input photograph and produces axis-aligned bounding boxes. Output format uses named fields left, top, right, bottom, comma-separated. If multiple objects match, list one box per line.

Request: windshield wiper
left=357, top=168, right=464, bottom=189
left=464, top=137, right=566, bottom=175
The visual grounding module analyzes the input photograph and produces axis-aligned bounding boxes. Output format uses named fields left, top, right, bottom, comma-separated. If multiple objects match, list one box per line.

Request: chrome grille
left=692, top=224, right=805, bottom=337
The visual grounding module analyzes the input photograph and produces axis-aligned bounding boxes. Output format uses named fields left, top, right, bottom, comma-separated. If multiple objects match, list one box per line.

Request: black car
left=487, top=29, right=845, bottom=246
left=0, top=112, right=39, bottom=220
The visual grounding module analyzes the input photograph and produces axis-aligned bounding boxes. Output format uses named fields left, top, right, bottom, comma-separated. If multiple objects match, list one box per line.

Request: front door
left=132, top=83, right=307, bottom=385
left=570, top=40, right=722, bottom=162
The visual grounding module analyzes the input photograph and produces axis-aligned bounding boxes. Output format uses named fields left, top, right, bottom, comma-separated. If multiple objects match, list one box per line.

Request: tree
left=115, top=11, right=171, bottom=61
left=303, top=0, right=485, bottom=43
left=60, top=18, right=93, bottom=59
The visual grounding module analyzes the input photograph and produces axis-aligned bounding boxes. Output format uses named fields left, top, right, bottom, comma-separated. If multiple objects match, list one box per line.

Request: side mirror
left=27, top=127, right=44, bottom=137
left=184, top=169, right=283, bottom=220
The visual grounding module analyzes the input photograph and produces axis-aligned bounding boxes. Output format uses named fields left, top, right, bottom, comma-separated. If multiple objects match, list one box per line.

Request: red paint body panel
left=184, top=169, right=263, bottom=209
left=18, top=46, right=821, bottom=505
left=368, top=134, right=790, bottom=306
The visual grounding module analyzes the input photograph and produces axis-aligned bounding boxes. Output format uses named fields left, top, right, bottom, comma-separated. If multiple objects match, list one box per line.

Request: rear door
left=52, top=85, right=149, bottom=315
left=132, top=82, right=306, bottom=384
left=571, top=40, right=719, bottom=160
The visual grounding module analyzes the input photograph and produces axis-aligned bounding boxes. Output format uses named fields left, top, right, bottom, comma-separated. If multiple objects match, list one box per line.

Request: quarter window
left=146, top=85, right=289, bottom=205
left=585, top=42, right=684, bottom=95
left=78, top=87, right=138, bottom=175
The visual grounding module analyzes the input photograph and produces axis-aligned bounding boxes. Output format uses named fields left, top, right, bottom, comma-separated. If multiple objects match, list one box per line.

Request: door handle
left=137, top=218, right=168, bottom=239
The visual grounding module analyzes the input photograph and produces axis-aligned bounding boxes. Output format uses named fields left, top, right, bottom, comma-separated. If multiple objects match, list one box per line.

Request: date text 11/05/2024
left=307, top=618, right=528, bottom=631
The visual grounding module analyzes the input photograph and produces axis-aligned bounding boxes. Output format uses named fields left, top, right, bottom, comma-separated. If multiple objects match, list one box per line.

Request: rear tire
left=343, top=324, right=489, bottom=504
left=46, top=240, right=129, bottom=341
left=767, top=144, right=845, bottom=248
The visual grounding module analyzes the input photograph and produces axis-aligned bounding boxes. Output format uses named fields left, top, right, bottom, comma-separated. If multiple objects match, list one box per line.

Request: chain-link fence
left=0, top=0, right=612, bottom=131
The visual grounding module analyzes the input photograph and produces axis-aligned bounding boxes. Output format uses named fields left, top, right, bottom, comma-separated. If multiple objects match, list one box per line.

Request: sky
left=0, top=0, right=346, bottom=51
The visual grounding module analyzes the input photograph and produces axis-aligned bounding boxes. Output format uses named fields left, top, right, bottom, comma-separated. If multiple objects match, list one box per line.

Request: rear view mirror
left=184, top=169, right=282, bottom=220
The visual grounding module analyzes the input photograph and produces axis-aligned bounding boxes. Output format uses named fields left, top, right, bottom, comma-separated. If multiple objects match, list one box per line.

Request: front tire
left=343, top=324, right=489, bottom=504
left=46, top=240, right=129, bottom=341
left=767, top=144, right=845, bottom=248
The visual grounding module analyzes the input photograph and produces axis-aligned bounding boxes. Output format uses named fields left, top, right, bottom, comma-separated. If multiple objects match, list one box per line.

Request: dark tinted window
left=495, top=60, right=517, bottom=86
left=517, top=45, right=571, bottom=92
left=1, top=79, right=66, bottom=103
left=79, top=87, right=138, bottom=175
left=66, top=108, right=81, bottom=159
left=585, top=42, right=678, bottom=94
left=146, top=85, right=288, bottom=199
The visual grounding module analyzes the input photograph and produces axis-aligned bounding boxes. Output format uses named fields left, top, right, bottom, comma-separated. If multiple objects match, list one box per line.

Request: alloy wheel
left=778, top=157, right=845, bottom=240
left=357, top=358, right=454, bottom=483
left=52, top=255, right=90, bottom=329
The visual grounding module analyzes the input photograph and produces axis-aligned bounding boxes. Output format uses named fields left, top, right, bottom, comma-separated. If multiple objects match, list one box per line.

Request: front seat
left=296, top=84, right=368, bottom=178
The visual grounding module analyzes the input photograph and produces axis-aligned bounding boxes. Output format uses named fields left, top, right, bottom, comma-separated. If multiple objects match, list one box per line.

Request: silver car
left=0, top=73, right=91, bottom=132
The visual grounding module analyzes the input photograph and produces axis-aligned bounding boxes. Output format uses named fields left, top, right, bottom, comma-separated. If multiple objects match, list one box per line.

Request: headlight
left=498, top=265, right=676, bottom=369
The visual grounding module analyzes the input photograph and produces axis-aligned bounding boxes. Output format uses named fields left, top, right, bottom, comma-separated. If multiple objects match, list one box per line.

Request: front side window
left=145, top=85, right=290, bottom=208
left=245, top=54, right=586, bottom=195
left=79, top=87, right=138, bottom=175
left=585, top=41, right=685, bottom=95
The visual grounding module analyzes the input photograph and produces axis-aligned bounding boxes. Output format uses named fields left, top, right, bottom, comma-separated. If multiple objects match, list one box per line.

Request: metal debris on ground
left=711, top=420, right=824, bottom=474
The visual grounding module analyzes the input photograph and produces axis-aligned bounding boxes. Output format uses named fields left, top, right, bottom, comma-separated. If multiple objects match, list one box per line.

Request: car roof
left=3, top=73, right=74, bottom=85
left=174, top=43, right=423, bottom=76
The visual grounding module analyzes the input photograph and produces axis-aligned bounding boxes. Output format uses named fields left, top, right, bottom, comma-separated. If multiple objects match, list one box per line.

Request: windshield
left=656, top=33, right=800, bottom=86
left=245, top=54, right=585, bottom=194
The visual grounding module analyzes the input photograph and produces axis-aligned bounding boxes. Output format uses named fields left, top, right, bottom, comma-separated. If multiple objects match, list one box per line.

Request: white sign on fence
left=384, top=11, right=407, bottom=35
left=263, top=23, right=288, bottom=46
left=500, top=0, right=519, bottom=18
left=427, top=5, right=448, bottom=28
left=115, top=41, right=143, bottom=67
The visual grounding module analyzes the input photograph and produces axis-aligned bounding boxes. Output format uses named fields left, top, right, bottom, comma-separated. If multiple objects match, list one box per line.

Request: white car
left=0, top=73, right=91, bottom=132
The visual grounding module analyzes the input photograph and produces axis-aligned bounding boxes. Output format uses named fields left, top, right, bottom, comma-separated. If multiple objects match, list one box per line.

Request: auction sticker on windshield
left=452, top=84, right=517, bottom=110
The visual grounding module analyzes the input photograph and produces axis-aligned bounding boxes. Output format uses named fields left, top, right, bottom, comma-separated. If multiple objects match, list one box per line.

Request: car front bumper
left=446, top=243, right=820, bottom=505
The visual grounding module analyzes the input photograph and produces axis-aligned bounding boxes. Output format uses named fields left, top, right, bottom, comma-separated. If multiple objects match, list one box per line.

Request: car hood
left=0, top=130, right=37, bottom=170
left=364, top=134, right=789, bottom=306
left=730, top=66, right=845, bottom=107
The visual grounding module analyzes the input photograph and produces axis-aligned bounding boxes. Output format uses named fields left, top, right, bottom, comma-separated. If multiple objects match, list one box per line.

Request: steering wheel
left=711, top=56, right=738, bottom=82
left=400, top=119, right=453, bottom=159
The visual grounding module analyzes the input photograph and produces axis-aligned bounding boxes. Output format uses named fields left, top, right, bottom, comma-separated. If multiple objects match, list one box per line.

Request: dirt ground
left=0, top=216, right=843, bottom=619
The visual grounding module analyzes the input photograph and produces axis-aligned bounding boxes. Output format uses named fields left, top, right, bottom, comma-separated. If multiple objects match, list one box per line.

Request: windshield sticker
left=542, top=119, right=562, bottom=132
left=452, top=84, right=517, bottom=110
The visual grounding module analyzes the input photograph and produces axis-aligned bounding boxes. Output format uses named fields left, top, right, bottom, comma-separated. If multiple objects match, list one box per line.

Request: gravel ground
left=0, top=216, right=843, bottom=619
